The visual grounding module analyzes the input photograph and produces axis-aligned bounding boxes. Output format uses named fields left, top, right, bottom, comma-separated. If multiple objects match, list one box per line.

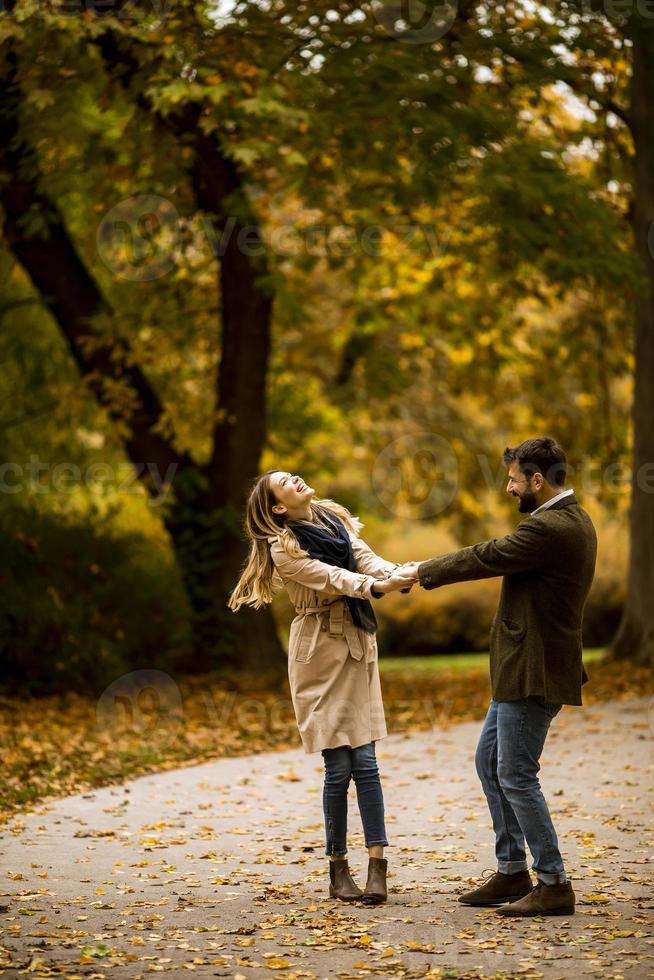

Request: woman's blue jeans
left=321, top=740, right=389, bottom=856
left=475, top=697, right=567, bottom=885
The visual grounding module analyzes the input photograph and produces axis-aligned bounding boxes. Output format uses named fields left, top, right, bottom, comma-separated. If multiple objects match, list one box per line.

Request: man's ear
left=533, top=472, right=544, bottom=491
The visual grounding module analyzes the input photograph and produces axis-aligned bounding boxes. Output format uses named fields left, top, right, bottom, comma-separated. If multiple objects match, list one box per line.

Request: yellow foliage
left=446, top=345, right=475, bottom=366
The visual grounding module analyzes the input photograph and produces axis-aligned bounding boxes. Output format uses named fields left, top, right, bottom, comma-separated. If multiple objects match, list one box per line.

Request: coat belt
left=295, top=601, right=366, bottom=662
left=298, top=600, right=345, bottom=637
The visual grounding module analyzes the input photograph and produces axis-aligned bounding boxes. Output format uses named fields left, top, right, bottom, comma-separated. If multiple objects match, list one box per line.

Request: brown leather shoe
left=458, top=870, right=533, bottom=907
left=328, top=859, right=363, bottom=901
left=496, top=879, right=575, bottom=917
left=362, top=856, right=387, bottom=904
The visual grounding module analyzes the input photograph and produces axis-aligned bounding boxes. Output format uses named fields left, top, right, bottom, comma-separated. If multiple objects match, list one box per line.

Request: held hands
left=375, top=562, right=420, bottom=595
left=396, top=561, right=420, bottom=593
left=397, top=561, right=420, bottom=580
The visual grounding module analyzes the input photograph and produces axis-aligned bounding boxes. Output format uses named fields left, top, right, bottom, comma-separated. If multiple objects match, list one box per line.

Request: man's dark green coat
left=418, top=494, right=597, bottom=705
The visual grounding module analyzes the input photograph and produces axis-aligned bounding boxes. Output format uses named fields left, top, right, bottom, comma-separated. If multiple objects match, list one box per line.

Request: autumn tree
left=1, top=0, right=649, bottom=672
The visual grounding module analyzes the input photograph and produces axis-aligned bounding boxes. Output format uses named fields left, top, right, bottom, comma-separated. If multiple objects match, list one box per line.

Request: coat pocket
left=499, top=618, right=526, bottom=641
left=293, top=616, right=322, bottom=663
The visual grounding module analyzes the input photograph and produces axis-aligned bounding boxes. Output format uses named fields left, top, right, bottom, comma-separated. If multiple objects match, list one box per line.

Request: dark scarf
left=289, top=511, right=378, bottom=634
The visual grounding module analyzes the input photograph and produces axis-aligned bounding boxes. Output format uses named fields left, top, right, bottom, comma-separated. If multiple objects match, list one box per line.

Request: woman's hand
left=396, top=561, right=420, bottom=578
left=374, top=568, right=418, bottom=594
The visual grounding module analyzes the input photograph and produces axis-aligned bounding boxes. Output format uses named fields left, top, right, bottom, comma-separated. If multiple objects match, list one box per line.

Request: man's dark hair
left=502, top=437, right=567, bottom=487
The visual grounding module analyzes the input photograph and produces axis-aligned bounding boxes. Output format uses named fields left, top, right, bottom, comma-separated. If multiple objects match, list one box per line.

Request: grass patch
left=379, top=648, right=607, bottom=674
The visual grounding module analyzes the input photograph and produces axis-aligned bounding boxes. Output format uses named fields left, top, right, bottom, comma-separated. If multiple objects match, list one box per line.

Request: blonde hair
left=228, top=470, right=363, bottom=612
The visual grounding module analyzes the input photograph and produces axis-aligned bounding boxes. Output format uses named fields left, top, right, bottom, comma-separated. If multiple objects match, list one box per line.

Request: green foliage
left=0, top=500, right=190, bottom=696
left=472, top=140, right=637, bottom=290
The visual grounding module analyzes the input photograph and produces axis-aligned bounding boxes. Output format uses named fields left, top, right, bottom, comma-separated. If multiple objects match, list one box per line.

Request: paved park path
left=1, top=698, right=652, bottom=979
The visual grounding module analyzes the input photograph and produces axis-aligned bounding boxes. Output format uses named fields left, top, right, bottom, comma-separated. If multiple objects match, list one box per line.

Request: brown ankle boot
left=496, top=879, right=575, bottom=917
left=329, top=859, right=363, bottom=901
left=458, top=870, right=533, bottom=907
left=362, top=856, right=387, bottom=904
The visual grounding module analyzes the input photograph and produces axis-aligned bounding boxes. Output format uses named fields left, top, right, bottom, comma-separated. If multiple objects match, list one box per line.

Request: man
left=418, top=437, right=597, bottom=917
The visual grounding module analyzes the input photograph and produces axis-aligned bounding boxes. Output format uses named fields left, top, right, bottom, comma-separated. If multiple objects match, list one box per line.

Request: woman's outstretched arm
left=270, top=541, right=415, bottom=599
left=348, top=532, right=399, bottom=579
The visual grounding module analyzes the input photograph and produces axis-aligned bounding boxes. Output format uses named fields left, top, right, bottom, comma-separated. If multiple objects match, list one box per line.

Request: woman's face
left=269, top=471, right=315, bottom=518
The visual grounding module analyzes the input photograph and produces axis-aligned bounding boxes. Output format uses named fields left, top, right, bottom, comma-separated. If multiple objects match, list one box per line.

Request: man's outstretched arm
left=418, top=518, right=550, bottom=591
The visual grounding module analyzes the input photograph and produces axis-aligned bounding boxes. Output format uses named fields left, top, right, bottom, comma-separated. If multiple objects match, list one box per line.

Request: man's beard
left=517, top=491, right=538, bottom=513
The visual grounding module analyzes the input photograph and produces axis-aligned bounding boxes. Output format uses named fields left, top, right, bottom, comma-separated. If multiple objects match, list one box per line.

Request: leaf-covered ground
left=0, top=696, right=651, bottom=979
left=0, top=656, right=652, bottom=824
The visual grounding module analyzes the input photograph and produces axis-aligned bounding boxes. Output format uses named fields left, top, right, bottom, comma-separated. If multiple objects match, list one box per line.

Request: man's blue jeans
left=321, top=741, right=389, bottom=856
left=475, top=697, right=567, bottom=885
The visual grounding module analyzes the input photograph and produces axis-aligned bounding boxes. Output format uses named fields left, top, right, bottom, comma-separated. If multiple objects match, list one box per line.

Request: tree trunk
left=92, top=27, right=286, bottom=674
left=0, top=47, right=284, bottom=676
left=179, top=133, right=283, bottom=675
left=162, top=467, right=284, bottom=678
left=610, top=23, right=654, bottom=666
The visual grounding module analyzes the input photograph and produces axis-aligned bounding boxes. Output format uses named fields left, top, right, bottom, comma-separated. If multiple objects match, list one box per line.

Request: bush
left=0, top=502, right=191, bottom=697
left=376, top=585, right=497, bottom=655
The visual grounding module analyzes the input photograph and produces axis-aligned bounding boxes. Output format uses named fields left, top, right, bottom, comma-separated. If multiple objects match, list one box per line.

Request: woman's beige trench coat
left=269, top=530, right=398, bottom=754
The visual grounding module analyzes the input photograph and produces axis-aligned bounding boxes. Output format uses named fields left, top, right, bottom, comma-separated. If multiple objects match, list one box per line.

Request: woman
left=229, top=470, right=417, bottom=904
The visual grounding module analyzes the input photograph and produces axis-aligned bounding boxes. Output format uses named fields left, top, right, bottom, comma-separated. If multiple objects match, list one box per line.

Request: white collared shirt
left=531, top=488, right=575, bottom=516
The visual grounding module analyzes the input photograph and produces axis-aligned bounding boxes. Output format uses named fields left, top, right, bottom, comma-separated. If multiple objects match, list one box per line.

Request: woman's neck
left=287, top=502, right=313, bottom=522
